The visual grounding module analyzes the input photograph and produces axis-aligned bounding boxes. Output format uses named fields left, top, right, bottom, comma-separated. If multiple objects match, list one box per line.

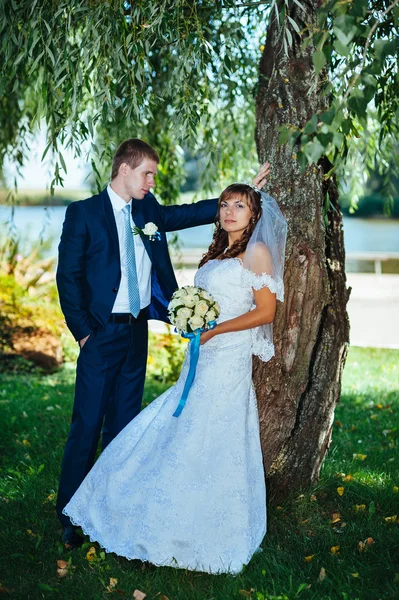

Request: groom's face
left=124, top=157, right=158, bottom=200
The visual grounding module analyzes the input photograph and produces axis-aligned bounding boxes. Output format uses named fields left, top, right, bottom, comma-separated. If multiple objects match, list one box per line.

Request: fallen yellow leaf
left=26, top=529, right=39, bottom=538
left=106, top=578, right=118, bottom=592
left=133, top=591, right=147, bottom=600
left=305, top=555, right=316, bottom=562
left=351, top=573, right=359, bottom=578
left=56, top=559, right=72, bottom=578
left=358, top=537, right=374, bottom=553
left=353, top=453, right=367, bottom=461
left=393, top=486, right=398, bottom=494
left=330, top=546, right=340, bottom=555
left=343, top=474, right=354, bottom=482
left=310, top=495, right=317, bottom=502
left=354, top=504, right=366, bottom=512
left=317, top=567, right=326, bottom=582
left=22, top=439, right=31, bottom=447
left=86, top=546, right=97, bottom=562
left=239, top=589, right=255, bottom=597
left=366, top=537, right=374, bottom=546
left=384, top=515, right=398, bottom=523
left=43, top=493, right=55, bottom=504
left=330, top=513, right=341, bottom=524
left=376, top=403, right=383, bottom=409
left=337, top=487, right=345, bottom=496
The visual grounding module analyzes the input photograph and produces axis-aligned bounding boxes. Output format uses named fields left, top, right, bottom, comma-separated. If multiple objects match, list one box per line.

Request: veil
left=241, top=190, right=288, bottom=362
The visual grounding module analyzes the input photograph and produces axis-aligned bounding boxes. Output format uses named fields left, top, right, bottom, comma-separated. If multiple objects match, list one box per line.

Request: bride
left=63, top=182, right=287, bottom=575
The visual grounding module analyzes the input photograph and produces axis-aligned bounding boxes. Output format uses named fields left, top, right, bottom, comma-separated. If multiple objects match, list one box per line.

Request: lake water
left=1, top=205, right=398, bottom=257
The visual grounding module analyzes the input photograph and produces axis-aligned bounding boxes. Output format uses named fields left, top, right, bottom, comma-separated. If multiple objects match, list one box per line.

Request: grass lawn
left=0, top=346, right=398, bottom=599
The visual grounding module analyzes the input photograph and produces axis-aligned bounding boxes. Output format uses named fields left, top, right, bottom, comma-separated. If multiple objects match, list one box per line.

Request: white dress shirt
left=107, top=184, right=152, bottom=312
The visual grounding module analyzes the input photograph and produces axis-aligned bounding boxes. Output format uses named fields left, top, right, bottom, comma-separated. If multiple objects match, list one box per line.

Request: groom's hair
left=111, top=139, right=160, bottom=179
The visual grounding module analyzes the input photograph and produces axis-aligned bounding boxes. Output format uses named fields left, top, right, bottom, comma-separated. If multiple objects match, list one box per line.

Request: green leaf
left=333, top=39, right=350, bottom=57
left=348, top=89, right=368, bottom=117
left=333, top=15, right=358, bottom=46
left=369, top=501, right=376, bottom=518
left=320, top=108, right=335, bottom=125
left=38, top=583, right=59, bottom=593
left=303, top=114, right=318, bottom=134
left=374, top=39, right=398, bottom=62
left=318, top=132, right=333, bottom=147
left=287, top=15, right=300, bottom=34
left=312, top=50, right=326, bottom=76
left=87, top=115, right=94, bottom=138
left=350, top=0, right=368, bottom=18
left=333, top=132, right=344, bottom=148
left=303, top=138, right=325, bottom=164
left=59, top=152, right=67, bottom=173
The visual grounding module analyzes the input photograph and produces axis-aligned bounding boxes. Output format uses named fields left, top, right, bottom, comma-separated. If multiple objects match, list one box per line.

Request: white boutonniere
left=132, top=222, right=161, bottom=241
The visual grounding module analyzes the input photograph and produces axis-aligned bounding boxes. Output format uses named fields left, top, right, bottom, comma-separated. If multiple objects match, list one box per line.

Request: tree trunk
left=254, top=0, right=351, bottom=502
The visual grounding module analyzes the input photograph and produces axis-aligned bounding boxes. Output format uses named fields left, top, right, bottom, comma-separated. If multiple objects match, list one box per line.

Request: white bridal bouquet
left=168, top=286, right=221, bottom=335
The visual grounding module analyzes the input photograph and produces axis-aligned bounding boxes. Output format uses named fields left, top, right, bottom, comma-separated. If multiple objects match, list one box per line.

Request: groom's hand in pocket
left=79, top=334, right=90, bottom=348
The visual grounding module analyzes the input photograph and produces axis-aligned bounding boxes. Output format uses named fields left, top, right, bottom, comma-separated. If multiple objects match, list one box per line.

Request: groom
left=55, top=138, right=218, bottom=548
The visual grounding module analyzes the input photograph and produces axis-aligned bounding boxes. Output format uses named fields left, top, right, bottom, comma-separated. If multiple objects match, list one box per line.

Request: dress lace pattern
left=63, top=258, right=276, bottom=575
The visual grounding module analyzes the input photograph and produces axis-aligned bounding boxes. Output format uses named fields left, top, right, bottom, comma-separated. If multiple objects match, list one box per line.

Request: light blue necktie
left=122, top=204, right=141, bottom=318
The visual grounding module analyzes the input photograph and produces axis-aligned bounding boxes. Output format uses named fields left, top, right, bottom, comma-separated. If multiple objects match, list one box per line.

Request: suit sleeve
left=56, top=201, right=92, bottom=342
left=158, top=198, right=218, bottom=232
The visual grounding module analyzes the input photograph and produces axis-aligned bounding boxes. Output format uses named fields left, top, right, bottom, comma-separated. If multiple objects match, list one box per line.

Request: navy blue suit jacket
left=56, top=188, right=218, bottom=341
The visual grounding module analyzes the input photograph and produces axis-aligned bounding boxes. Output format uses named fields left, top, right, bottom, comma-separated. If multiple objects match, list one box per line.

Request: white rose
left=200, top=290, right=213, bottom=301
left=183, top=285, right=198, bottom=294
left=167, top=298, right=181, bottom=311
left=173, top=288, right=186, bottom=299
left=205, top=309, right=216, bottom=323
left=177, top=307, right=192, bottom=319
left=175, top=317, right=188, bottom=332
left=183, top=294, right=199, bottom=308
left=194, top=301, right=209, bottom=316
left=143, top=222, right=158, bottom=236
left=189, top=315, right=204, bottom=330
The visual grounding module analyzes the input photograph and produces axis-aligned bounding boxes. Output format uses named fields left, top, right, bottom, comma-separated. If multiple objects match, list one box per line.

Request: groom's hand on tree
left=252, top=161, right=271, bottom=190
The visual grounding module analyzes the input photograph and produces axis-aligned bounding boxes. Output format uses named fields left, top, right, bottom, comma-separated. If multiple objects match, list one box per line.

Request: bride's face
left=219, top=195, right=253, bottom=235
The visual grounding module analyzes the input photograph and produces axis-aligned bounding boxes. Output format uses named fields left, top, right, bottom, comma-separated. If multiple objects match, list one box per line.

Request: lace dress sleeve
left=241, top=243, right=284, bottom=362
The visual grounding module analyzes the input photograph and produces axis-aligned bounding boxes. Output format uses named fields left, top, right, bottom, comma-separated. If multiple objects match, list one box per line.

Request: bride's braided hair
left=198, top=184, right=262, bottom=269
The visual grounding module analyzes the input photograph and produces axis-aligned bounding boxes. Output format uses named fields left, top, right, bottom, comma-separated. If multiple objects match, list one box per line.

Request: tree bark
left=254, top=0, right=351, bottom=502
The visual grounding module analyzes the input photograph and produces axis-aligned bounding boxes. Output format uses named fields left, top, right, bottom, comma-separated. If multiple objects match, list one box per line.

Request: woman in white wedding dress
left=63, top=183, right=287, bottom=575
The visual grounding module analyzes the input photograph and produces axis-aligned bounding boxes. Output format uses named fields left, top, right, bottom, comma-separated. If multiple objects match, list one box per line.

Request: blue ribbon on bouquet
left=172, top=320, right=216, bottom=418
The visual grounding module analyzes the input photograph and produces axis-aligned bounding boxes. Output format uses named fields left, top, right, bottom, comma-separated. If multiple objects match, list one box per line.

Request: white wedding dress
left=63, top=257, right=277, bottom=575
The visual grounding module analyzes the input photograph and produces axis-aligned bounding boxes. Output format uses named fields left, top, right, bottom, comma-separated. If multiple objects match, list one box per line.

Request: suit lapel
left=101, top=188, right=120, bottom=259
left=131, top=198, right=153, bottom=262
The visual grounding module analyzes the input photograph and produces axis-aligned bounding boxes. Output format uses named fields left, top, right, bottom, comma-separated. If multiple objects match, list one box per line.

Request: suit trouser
left=56, top=317, right=148, bottom=527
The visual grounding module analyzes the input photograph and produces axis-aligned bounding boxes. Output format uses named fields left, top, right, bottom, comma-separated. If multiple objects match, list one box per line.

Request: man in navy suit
left=56, top=139, right=218, bottom=548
